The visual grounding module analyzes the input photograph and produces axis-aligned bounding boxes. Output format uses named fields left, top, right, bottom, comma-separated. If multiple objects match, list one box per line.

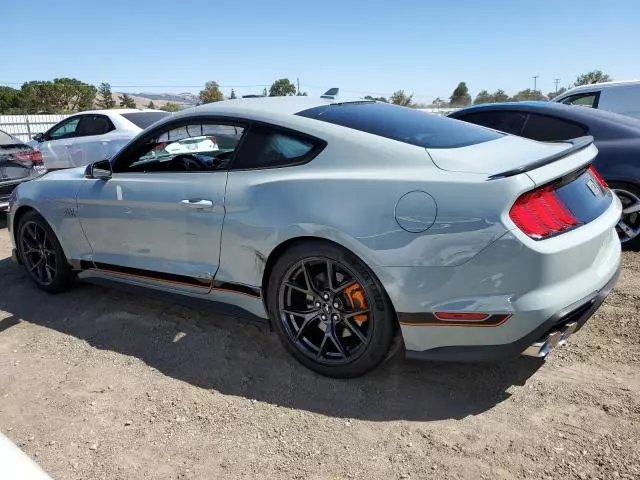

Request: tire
left=267, top=240, right=397, bottom=378
left=17, top=210, right=76, bottom=293
left=610, top=182, right=640, bottom=250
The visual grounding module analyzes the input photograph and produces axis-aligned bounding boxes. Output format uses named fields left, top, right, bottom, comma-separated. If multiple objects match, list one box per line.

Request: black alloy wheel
left=17, top=211, right=75, bottom=293
left=268, top=241, right=396, bottom=378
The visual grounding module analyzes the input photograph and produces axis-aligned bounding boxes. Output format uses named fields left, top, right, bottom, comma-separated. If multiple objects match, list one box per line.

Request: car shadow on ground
left=0, top=256, right=544, bottom=422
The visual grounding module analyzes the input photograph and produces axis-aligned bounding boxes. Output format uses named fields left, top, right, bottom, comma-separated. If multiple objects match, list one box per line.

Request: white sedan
left=29, top=109, right=170, bottom=170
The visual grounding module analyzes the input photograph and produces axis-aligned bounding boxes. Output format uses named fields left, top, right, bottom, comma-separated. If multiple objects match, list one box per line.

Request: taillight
left=14, top=149, right=43, bottom=167
left=510, top=186, right=579, bottom=239
left=588, top=166, right=608, bottom=188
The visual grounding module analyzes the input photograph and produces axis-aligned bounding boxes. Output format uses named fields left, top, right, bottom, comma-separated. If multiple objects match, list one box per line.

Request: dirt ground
left=0, top=213, right=639, bottom=480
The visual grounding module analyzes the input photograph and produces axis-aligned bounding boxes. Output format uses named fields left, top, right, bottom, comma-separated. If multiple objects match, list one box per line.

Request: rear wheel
left=17, top=211, right=75, bottom=293
left=610, top=182, right=640, bottom=250
left=268, top=241, right=397, bottom=378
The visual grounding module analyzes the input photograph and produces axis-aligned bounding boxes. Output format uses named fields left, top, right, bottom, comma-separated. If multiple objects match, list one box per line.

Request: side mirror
left=33, top=133, right=44, bottom=142
left=85, top=159, right=112, bottom=180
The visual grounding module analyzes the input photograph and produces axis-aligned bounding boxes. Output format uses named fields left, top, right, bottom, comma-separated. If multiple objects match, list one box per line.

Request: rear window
left=122, top=112, right=171, bottom=129
left=296, top=102, right=503, bottom=148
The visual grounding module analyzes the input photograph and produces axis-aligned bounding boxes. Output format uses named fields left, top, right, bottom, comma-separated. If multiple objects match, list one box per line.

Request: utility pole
left=297, top=77, right=300, bottom=95
left=532, top=75, right=539, bottom=92
left=553, top=78, right=560, bottom=94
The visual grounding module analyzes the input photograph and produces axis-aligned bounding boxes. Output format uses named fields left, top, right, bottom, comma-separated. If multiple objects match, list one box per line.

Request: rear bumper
left=404, top=262, right=620, bottom=362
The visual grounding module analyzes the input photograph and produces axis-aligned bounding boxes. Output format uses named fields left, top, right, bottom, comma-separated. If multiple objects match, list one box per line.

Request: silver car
left=7, top=97, right=622, bottom=378
left=29, top=109, right=170, bottom=170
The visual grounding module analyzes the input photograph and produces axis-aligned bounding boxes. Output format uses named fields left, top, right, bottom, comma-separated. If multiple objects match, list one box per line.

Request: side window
left=456, top=111, right=527, bottom=136
left=521, top=114, right=588, bottom=141
left=560, top=92, right=599, bottom=108
left=77, top=115, right=115, bottom=137
left=47, top=117, right=81, bottom=140
left=115, top=122, right=245, bottom=173
left=232, top=125, right=321, bottom=170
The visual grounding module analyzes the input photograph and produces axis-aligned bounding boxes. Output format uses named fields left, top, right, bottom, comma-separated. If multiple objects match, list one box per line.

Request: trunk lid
left=0, top=145, right=34, bottom=182
left=426, top=135, right=591, bottom=179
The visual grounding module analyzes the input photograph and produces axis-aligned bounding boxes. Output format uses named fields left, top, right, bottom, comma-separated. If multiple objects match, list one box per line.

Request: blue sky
left=2, top=0, right=638, bottom=102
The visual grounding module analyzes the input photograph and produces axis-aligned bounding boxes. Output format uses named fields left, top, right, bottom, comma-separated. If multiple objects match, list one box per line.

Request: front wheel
left=267, top=241, right=397, bottom=378
left=17, top=211, right=75, bottom=293
left=611, top=182, right=640, bottom=250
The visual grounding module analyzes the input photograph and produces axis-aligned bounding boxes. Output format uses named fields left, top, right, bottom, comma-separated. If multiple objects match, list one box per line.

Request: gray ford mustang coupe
left=7, top=96, right=622, bottom=378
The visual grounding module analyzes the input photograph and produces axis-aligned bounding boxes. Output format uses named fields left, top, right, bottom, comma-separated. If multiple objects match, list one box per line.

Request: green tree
left=574, top=70, right=612, bottom=87
left=493, top=89, right=509, bottom=102
left=119, top=93, right=136, bottom=108
left=96, top=83, right=116, bottom=109
left=390, top=90, right=413, bottom=106
left=365, top=95, right=388, bottom=103
left=160, top=102, right=181, bottom=112
left=547, top=87, right=567, bottom=100
left=199, top=81, right=224, bottom=104
left=229, top=89, right=237, bottom=99
left=269, top=78, right=297, bottom=96
left=146, top=100, right=156, bottom=109
left=431, top=97, right=446, bottom=108
left=511, top=89, right=547, bottom=102
left=473, top=90, right=493, bottom=105
left=449, top=82, right=472, bottom=107
left=20, top=78, right=96, bottom=113
left=0, top=86, right=22, bottom=113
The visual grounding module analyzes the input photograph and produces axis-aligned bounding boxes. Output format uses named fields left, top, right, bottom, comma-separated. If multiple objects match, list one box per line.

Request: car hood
left=425, top=134, right=575, bottom=175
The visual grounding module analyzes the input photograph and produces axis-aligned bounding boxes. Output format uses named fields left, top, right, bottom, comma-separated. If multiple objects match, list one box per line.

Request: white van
left=552, top=80, right=640, bottom=120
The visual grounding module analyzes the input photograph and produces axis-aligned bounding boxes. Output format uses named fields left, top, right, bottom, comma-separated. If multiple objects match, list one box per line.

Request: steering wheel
left=170, top=154, right=207, bottom=171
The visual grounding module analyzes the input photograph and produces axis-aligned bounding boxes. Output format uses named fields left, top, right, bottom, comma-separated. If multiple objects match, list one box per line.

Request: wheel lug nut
left=332, top=314, right=339, bottom=321
left=333, top=302, right=339, bottom=308
left=321, top=315, right=327, bottom=321
left=323, top=294, right=329, bottom=300
left=315, top=302, right=321, bottom=308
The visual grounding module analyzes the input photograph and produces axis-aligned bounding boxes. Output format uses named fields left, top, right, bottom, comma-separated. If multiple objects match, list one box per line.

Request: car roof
left=68, top=108, right=160, bottom=116
left=451, top=101, right=640, bottom=136
left=173, top=96, right=335, bottom=120
left=554, top=79, right=640, bottom=98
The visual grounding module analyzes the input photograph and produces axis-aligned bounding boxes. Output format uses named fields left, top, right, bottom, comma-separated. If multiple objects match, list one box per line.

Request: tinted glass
left=522, top=114, right=588, bottom=141
left=49, top=117, right=80, bottom=140
left=296, top=102, right=503, bottom=148
left=117, top=122, right=244, bottom=173
left=232, top=125, right=318, bottom=169
left=455, top=111, right=527, bottom=135
left=122, top=112, right=171, bottom=129
left=78, top=115, right=114, bottom=136
left=561, top=93, right=597, bottom=108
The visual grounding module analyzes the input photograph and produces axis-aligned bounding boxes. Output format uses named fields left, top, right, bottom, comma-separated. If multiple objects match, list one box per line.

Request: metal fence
left=0, top=115, right=68, bottom=142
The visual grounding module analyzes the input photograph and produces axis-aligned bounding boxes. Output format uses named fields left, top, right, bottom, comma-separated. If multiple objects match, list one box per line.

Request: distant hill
left=131, top=92, right=199, bottom=106
left=110, top=92, right=198, bottom=110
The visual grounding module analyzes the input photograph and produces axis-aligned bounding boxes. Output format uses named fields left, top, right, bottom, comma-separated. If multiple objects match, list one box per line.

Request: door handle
left=180, top=199, right=213, bottom=209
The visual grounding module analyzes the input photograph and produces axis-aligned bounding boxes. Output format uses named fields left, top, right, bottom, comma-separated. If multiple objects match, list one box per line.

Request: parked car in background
left=551, top=80, right=640, bottom=120
left=7, top=97, right=621, bottom=378
left=29, top=109, right=170, bottom=170
left=1, top=129, right=47, bottom=212
left=449, top=102, right=640, bottom=248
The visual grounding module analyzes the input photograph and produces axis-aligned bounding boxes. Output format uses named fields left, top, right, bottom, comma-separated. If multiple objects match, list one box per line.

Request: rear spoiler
left=488, top=136, right=594, bottom=180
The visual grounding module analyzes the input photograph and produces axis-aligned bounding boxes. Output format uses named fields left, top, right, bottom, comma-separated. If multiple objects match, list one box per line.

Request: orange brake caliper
left=344, top=283, right=369, bottom=325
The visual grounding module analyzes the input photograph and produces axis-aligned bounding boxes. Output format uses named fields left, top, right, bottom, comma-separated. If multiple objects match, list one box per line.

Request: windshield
left=296, top=102, right=503, bottom=148
left=122, top=111, right=171, bottom=129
